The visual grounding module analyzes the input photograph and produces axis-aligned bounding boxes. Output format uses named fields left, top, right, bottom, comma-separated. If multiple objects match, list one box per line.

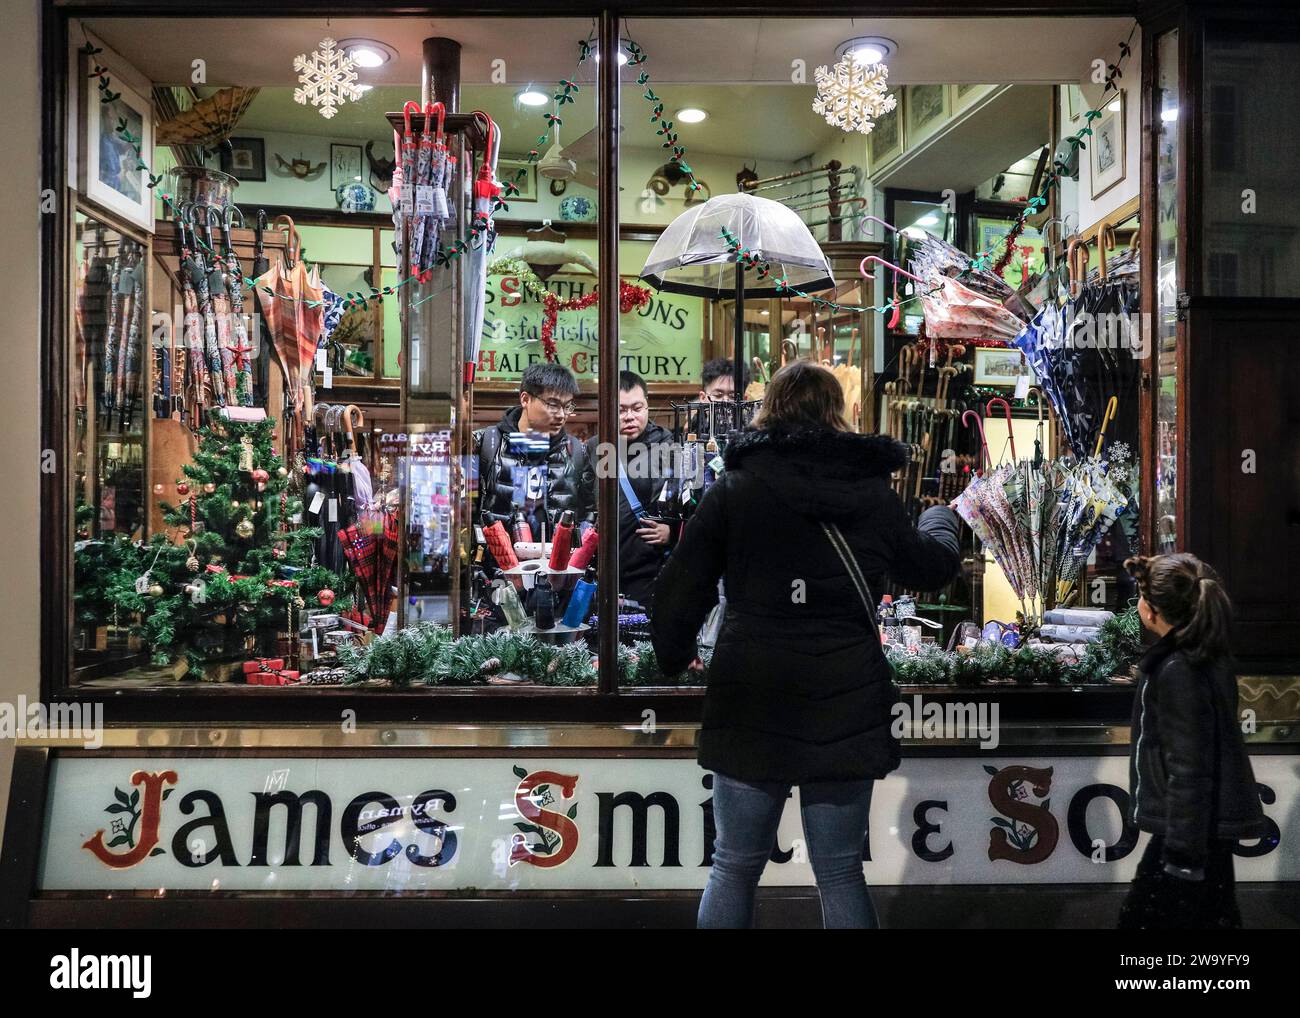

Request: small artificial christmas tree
left=83, top=413, right=348, bottom=676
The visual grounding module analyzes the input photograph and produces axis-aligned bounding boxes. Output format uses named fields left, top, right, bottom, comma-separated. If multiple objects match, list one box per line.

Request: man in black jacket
left=475, top=362, right=592, bottom=540
left=583, top=371, right=676, bottom=610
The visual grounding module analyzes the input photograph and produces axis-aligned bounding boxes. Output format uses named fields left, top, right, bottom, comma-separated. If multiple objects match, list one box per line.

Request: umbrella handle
left=1093, top=396, right=1119, bottom=458
left=751, top=356, right=768, bottom=384
left=859, top=255, right=925, bottom=285
left=861, top=215, right=900, bottom=237
left=403, top=100, right=421, bottom=138
left=1098, top=222, right=1118, bottom=281
left=985, top=397, right=1016, bottom=464
left=426, top=101, right=447, bottom=144
left=273, top=214, right=299, bottom=268
left=962, top=409, right=990, bottom=474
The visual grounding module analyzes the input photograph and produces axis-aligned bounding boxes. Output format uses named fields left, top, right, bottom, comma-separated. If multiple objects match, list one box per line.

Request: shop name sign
left=38, top=755, right=1294, bottom=891
left=478, top=273, right=703, bottom=384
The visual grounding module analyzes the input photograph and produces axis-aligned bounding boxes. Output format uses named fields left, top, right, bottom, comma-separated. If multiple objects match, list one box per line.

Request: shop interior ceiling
left=87, top=15, right=1126, bottom=191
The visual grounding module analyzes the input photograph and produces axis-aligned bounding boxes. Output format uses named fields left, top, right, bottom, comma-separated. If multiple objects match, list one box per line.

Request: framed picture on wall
left=1066, top=83, right=1084, bottom=123
left=80, top=63, right=154, bottom=232
left=905, top=84, right=949, bottom=144
left=974, top=346, right=1035, bottom=388
left=952, top=82, right=988, bottom=113
left=330, top=143, right=363, bottom=190
left=498, top=158, right=538, bottom=202
left=220, top=137, right=266, bottom=182
left=1090, top=90, right=1127, bottom=199
left=867, top=98, right=902, bottom=171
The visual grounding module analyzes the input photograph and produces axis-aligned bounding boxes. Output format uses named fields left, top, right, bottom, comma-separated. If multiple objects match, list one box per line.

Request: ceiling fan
left=537, top=122, right=622, bottom=192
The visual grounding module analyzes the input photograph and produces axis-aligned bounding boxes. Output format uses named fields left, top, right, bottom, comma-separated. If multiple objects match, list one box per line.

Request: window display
left=59, top=12, right=1160, bottom=696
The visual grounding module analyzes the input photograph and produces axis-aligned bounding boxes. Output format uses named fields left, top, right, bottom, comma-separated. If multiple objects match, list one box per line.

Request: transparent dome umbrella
left=640, top=193, right=833, bottom=412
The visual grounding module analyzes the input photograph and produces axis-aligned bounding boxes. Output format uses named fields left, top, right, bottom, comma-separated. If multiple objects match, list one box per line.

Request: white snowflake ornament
left=294, top=38, right=363, bottom=120
left=812, top=55, right=898, bottom=135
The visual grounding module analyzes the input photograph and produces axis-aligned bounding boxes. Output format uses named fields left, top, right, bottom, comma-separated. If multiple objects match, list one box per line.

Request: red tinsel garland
left=539, top=282, right=652, bottom=362
left=991, top=217, right=1027, bottom=278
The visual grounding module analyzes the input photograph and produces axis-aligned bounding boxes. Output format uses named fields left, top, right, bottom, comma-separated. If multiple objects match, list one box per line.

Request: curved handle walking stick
left=985, top=396, right=1016, bottom=464
left=962, top=409, right=990, bottom=475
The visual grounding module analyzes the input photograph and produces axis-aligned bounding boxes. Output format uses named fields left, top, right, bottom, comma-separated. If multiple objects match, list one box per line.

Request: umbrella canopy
left=157, top=87, right=261, bottom=150
left=640, top=192, right=833, bottom=298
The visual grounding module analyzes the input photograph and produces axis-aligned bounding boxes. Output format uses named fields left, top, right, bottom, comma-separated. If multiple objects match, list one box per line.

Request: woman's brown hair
left=1124, top=552, right=1234, bottom=664
left=753, top=360, right=849, bottom=432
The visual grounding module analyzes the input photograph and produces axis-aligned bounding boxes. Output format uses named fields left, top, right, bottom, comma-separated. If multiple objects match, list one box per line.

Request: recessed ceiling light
left=916, top=213, right=940, bottom=227
left=592, top=48, right=629, bottom=66
left=518, top=89, right=549, bottom=107
left=355, top=84, right=373, bottom=94
left=338, top=39, right=397, bottom=68
left=677, top=107, right=707, bottom=123
left=835, top=36, right=897, bottom=65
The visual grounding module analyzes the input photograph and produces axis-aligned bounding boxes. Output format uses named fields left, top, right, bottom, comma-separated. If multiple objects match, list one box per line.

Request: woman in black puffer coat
left=652, top=362, right=961, bottom=929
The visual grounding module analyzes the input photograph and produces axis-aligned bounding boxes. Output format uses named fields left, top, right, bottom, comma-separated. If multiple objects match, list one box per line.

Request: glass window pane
left=1156, top=28, right=1180, bottom=553
left=1202, top=25, right=1300, bottom=298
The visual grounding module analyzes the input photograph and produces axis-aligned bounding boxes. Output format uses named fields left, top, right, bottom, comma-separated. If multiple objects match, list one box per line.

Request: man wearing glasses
left=689, top=357, right=752, bottom=436
left=475, top=363, right=593, bottom=540
left=582, top=371, right=676, bottom=611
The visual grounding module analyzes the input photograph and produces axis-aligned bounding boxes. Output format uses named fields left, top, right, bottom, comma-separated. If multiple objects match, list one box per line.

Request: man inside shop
left=583, top=371, right=676, bottom=611
left=475, top=362, right=593, bottom=539
left=689, top=357, right=751, bottom=436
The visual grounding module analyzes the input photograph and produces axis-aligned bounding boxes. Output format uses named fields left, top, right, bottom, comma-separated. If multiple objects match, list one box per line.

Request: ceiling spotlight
left=338, top=39, right=397, bottom=68
left=835, top=36, right=897, bottom=65
left=518, top=89, right=549, bottom=107
left=677, top=107, right=707, bottom=123
left=916, top=213, right=940, bottom=227
left=592, top=48, right=629, bottom=66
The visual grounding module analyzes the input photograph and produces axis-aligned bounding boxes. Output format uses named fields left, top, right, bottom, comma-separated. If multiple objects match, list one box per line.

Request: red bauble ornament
left=252, top=468, right=269, bottom=484
left=318, top=589, right=336, bottom=607
left=176, top=482, right=190, bottom=496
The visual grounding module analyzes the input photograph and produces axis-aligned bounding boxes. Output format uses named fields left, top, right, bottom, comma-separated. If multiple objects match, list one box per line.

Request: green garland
left=341, top=622, right=705, bottom=688
left=888, top=607, right=1142, bottom=686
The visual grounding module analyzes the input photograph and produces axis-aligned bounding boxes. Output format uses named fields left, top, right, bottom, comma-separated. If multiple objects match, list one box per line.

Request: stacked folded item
left=1038, top=608, right=1115, bottom=645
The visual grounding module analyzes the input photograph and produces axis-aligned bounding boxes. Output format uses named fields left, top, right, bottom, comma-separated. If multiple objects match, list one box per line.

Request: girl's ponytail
left=1181, top=571, right=1234, bottom=664
left=1124, top=552, right=1234, bottom=664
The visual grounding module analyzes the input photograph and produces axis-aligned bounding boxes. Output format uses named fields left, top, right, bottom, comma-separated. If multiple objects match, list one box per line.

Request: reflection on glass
left=74, top=213, right=148, bottom=545
left=1202, top=26, right=1300, bottom=298
left=1156, top=29, right=1180, bottom=553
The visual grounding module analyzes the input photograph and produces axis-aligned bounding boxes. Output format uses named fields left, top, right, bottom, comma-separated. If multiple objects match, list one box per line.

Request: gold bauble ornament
left=148, top=583, right=164, bottom=597
left=235, top=519, right=255, bottom=539
left=203, top=482, right=216, bottom=494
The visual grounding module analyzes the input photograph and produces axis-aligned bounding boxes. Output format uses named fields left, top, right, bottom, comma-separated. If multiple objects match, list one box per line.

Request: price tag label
left=473, top=525, right=486, bottom=544
left=328, top=498, right=338, bottom=522
left=1014, top=375, right=1030, bottom=400
left=904, top=282, right=915, bottom=295
left=316, top=348, right=327, bottom=371
left=432, top=186, right=449, bottom=219
left=308, top=491, right=324, bottom=515
left=416, top=185, right=435, bottom=215
left=401, top=186, right=414, bottom=216
left=323, top=367, right=333, bottom=389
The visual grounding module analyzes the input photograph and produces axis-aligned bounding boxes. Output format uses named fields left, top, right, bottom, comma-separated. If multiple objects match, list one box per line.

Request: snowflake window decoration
left=812, top=55, right=897, bottom=135
left=294, top=38, right=363, bottom=120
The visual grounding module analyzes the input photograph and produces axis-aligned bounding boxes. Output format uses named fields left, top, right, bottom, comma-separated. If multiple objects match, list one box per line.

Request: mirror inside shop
left=68, top=14, right=1158, bottom=691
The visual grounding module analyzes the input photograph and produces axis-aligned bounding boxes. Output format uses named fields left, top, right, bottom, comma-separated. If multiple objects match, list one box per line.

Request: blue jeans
left=699, top=772, right=879, bottom=929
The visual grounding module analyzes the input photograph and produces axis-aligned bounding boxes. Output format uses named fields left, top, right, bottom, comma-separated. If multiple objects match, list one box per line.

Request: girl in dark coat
left=652, top=362, right=961, bottom=929
left=1119, top=553, right=1267, bottom=929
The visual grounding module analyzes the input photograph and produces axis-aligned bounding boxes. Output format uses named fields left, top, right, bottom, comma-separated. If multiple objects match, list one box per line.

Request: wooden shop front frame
left=38, top=0, right=1295, bottom=726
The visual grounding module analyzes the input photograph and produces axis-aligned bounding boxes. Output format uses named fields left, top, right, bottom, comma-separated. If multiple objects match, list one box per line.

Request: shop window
left=1202, top=24, right=1300, bottom=298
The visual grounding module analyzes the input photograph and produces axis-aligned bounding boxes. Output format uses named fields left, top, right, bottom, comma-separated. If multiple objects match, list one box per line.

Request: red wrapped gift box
left=247, top=670, right=300, bottom=686
left=243, top=658, right=285, bottom=675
